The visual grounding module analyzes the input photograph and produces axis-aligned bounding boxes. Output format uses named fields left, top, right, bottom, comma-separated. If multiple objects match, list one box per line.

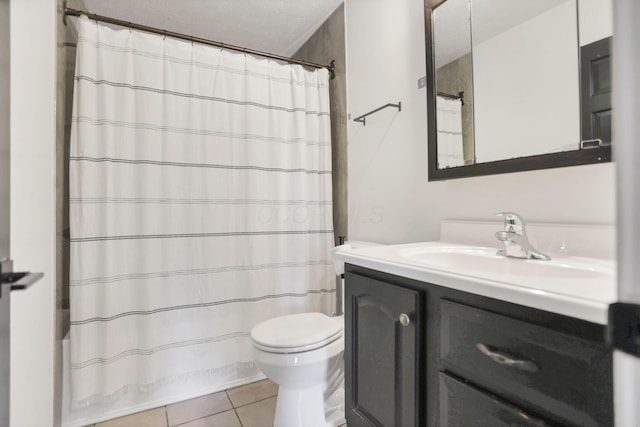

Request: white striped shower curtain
left=69, top=17, right=334, bottom=408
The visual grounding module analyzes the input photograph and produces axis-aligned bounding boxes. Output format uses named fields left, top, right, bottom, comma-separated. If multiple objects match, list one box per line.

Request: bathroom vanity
left=336, top=222, right=616, bottom=427
left=345, top=265, right=612, bottom=426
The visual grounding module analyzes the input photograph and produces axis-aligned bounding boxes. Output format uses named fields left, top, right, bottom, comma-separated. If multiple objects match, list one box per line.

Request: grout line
left=233, top=394, right=277, bottom=409
left=235, top=408, right=245, bottom=427
left=225, top=390, right=246, bottom=427
left=170, top=409, right=238, bottom=427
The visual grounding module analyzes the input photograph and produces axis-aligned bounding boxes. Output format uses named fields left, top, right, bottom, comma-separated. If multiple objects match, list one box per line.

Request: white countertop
left=335, top=241, right=617, bottom=325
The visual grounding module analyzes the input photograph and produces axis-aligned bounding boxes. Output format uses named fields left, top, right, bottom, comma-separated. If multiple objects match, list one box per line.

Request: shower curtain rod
left=437, top=91, right=464, bottom=105
left=63, top=7, right=336, bottom=79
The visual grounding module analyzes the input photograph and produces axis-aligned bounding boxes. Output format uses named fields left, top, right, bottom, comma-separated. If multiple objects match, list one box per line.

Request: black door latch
left=0, top=259, right=43, bottom=298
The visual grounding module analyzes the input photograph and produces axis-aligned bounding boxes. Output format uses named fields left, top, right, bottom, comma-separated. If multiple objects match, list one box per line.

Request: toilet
left=250, top=241, right=377, bottom=427
left=250, top=312, right=345, bottom=427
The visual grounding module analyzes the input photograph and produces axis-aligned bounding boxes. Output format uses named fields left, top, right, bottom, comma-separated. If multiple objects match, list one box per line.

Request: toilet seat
left=251, top=312, right=343, bottom=354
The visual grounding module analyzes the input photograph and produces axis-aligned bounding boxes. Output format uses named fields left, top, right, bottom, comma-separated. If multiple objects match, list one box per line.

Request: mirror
left=425, top=0, right=613, bottom=180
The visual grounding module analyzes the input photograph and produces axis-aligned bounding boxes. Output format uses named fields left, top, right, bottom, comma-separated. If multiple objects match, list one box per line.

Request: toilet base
left=273, top=385, right=345, bottom=427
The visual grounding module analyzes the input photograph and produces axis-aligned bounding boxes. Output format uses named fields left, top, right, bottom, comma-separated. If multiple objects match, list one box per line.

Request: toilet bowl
left=250, top=312, right=345, bottom=427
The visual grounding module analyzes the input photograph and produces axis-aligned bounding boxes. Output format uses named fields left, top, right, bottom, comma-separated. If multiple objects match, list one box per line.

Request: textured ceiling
left=74, top=0, right=344, bottom=57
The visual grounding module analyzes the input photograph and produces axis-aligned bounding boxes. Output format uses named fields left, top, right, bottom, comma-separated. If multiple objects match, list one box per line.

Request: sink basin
left=332, top=232, right=616, bottom=324
left=399, top=246, right=612, bottom=281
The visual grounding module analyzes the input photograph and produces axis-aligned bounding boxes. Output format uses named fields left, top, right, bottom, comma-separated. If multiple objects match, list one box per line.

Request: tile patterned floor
left=86, top=379, right=347, bottom=427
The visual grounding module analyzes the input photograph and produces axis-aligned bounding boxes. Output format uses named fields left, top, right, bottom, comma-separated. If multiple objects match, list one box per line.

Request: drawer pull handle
left=476, top=343, right=539, bottom=373
left=399, top=313, right=411, bottom=326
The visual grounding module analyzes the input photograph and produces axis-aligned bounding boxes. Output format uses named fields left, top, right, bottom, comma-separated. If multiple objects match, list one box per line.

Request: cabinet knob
left=399, top=313, right=411, bottom=327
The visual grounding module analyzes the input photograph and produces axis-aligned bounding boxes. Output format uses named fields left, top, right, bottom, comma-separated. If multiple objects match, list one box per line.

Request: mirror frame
left=424, top=0, right=611, bottom=181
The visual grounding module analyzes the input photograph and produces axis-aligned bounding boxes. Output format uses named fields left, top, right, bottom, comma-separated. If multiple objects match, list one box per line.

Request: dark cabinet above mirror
left=425, top=0, right=612, bottom=181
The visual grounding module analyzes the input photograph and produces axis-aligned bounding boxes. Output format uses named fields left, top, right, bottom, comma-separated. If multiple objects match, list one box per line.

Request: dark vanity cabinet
left=344, top=265, right=613, bottom=427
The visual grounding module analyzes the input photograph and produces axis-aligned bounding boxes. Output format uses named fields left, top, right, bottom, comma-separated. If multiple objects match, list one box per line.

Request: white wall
left=473, top=1, right=580, bottom=162
left=10, top=0, right=57, bottom=425
left=579, top=0, right=613, bottom=46
left=345, top=0, right=615, bottom=245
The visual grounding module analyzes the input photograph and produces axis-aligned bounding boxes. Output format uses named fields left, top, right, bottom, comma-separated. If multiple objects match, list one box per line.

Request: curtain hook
left=128, top=22, right=132, bottom=33
left=163, top=30, right=167, bottom=40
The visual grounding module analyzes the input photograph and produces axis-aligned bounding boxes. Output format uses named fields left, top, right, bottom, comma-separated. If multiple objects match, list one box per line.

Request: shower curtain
left=436, top=95, right=464, bottom=168
left=69, top=17, right=334, bottom=408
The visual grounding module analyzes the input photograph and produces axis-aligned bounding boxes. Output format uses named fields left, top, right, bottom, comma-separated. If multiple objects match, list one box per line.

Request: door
left=345, top=271, right=422, bottom=427
left=612, top=1, right=640, bottom=425
left=580, top=37, right=612, bottom=146
left=0, top=0, right=11, bottom=423
left=1, top=2, right=44, bottom=423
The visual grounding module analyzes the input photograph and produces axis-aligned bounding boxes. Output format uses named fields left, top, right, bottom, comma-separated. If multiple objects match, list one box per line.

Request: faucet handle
left=495, top=212, right=526, bottom=234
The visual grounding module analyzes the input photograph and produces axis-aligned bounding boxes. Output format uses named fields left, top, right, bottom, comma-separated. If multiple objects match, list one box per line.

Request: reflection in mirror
left=426, top=0, right=613, bottom=180
left=579, top=0, right=613, bottom=146
left=433, top=0, right=474, bottom=168
left=472, top=0, right=579, bottom=164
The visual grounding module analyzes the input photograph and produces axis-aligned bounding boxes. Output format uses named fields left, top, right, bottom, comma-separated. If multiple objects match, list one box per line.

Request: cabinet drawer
left=439, top=373, right=551, bottom=426
left=440, top=300, right=612, bottom=427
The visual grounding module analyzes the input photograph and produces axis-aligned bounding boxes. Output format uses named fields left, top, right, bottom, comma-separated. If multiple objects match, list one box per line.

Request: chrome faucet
left=495, top=212, right=551, bottom=260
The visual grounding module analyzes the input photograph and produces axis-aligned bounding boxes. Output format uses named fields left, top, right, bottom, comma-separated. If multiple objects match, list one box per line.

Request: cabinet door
left=345, top=272, right=422, bottom=427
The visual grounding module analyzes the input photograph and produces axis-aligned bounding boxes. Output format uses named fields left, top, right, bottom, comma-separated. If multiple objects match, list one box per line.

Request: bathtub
left=61, top=332, right=264, bottom=427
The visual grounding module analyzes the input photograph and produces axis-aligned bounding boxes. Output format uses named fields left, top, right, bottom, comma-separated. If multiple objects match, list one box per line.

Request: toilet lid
left=251, top=312, right=343, bottom=353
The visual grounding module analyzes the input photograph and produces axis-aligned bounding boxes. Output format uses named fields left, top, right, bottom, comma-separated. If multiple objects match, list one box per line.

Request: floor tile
left=167, top=391, right=233, bottom=426
left=235, top=396, right=277, bottom=427
left=176, top=410, right=242, bottom=427
left=226, top=379, right=278, bottom=408
left=96, top=407, right=167, bottom=427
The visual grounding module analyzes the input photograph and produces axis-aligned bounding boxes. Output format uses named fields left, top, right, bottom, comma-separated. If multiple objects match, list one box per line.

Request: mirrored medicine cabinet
left=425, top=0, right=613, bottom=180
